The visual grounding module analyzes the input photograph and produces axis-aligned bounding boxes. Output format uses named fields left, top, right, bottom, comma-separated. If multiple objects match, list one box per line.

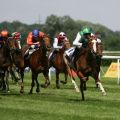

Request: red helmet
left=12, top=32, right=21, bottom=39
left=59, top=32, right=66, bottom=39
left=1, top=30, right=9, bottom=37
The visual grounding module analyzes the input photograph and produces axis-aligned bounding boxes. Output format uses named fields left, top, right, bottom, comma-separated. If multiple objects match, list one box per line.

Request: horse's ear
left=46, top=34, right=50, bottom=37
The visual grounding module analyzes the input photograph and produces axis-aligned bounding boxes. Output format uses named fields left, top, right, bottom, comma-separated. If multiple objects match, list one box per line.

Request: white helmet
left=59, top=32, right=66, bottom=38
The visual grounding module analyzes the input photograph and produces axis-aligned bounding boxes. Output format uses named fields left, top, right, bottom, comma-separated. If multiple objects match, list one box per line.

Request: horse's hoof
left=7, top=90, right=10, bottom=93
left=36, top=89, right=40, bottom=93
left=102, top=92, right=107, bottom=96
left=56, top=85, right=60, bottom=89
left=20, top=90, right=24, bottom=94
left=60, top=80, right=67, bottom=84
left=41, top=83, right=50, bottom=88
left=41, top=84, right=46, bottom=88
left=76, top=89, right=80, bottom=93
left=29, top=91, right=32, bottom=94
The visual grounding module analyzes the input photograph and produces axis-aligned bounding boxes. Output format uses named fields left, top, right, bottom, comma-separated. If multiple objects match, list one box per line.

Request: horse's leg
left=71, top=75, right=80, bottom=93
left=35, top=73, right=40, bottom=93
left=60, top=72, right=68, bottom=84
left=80, top=79, right=85, bottom=101
left=56, top=71, right=60, bottom=89
left=5, top=70, right=10, bottom=92
left=77, top=71, right=88, bottom=100
left=19, top=68, right=24, bottom=93
left=48, top=68, right=52, bottom=81
left=41, top=70, right=50, bottom=88
left=29, top=72, right=35, bottom=94
left=63, top=54, right=79, bottom=92
left=93, top=72, right=106, bottom=96
left=67, top=68, right=79, bottom=92
left=83, top=81, right=87, bottom=90
left=1, top=71, right=6, bottom=91
left=10, top=67, right=18, bottom=82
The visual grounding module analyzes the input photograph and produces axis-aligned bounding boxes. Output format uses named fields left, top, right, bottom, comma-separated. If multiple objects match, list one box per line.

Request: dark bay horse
left=49, top=41, right=79, bottom=92
left=23, top=35, right=51, bottom=94
left=7, top=37, right=25, bottom=93
left=0, top=42, right=12, bottom=91
left=64, top=39, right=106, bottom=100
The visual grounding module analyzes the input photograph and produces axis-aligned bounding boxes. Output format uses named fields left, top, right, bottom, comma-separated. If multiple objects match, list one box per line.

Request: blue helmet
left=32, top=29, right=39, bottom=37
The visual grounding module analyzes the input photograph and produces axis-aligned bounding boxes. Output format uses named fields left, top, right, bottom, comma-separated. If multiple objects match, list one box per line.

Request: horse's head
left=40, top=35, right=51, bottom=51
left=7, top=37, right=20, bottom=50
left=88, top=38, right=103, bottom=56
left=62, top=40, right=71, bottom=50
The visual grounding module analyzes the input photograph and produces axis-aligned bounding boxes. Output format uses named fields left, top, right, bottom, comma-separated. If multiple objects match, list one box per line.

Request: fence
left=102, top=55, right=120, bottom=84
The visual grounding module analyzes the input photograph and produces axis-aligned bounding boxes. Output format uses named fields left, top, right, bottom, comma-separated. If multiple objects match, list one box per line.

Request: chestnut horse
left=7, top=37, right=24, bottom=93
left=23, top=35, right=51, bottom=94
left=49, top=41, right=79, bottom=92
left=64, top=38, right=106, bottom=100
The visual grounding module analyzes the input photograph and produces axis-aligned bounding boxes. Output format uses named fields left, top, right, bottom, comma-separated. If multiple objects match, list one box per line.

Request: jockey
left=0, top=30, right=10, bottom=45
left=11, top=32, right=22, bottom=49
left=25, top=29, right=45, bottom=58
left=49, top=32, right=69, bottom=60
left=64, top=27, right=101, bottom=65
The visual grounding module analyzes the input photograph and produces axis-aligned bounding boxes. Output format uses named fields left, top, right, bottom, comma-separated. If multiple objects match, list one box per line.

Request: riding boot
left=24, top=49, right=30, bottom=60
left=72, top=47, right=79, bottom=63
left=49, top=50, right=58, bottom=62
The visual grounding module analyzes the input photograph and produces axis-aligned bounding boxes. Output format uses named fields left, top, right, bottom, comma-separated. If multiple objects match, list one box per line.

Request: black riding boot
left=49, top=50, right=58, bottom=62
left=72, top=47, right=79, bottom=62
left=24, top=50, right=30, bottom=60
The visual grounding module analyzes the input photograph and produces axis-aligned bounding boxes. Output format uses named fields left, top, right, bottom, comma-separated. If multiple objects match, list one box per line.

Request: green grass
left=0, top=69, right=120, bottom=120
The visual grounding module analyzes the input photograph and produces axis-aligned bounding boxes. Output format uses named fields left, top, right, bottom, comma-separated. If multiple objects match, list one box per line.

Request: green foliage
left=0, top=15, right=120, bottom=50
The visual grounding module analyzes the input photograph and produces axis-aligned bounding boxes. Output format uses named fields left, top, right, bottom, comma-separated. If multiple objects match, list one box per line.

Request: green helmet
left=82, top=27, right=93, bottom=34
left=79, top=31, right=83, bottom=36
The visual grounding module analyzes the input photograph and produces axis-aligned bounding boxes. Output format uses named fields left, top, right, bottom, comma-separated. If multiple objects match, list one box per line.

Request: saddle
left=24, top=47, right=39, bottom=60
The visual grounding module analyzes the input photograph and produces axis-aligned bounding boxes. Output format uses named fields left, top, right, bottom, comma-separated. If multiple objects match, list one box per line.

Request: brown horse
left=0, top=39, right=12, bottom=92
left=7, top=37, right=24, bottom=93
left=23, top=35, right=51, bottom=94
left=49, top=41, right=70, bottom=88
left=64, top=38, right=106, bottom=100
left=49, top=41, right=79, bottom=92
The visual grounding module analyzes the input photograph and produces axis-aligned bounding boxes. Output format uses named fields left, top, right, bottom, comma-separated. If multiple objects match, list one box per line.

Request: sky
left=0, top=0, right=120, bottom=31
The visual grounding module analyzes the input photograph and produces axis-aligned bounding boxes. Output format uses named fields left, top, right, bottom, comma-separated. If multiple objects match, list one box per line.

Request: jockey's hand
left=82, top=43, right=87, bottom=48
left=77, top=45, right=81, bottom=48
left=33, top=42, right=40, bottom=45
left=35, top=44, right=40, bottom=48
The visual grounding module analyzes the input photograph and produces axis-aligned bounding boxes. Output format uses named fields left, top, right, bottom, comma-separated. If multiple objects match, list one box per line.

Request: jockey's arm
left=27, top=33, right=33, bottom=45
left=17, top=40, right=21, bottom=49
left=53, top=38, right=62, bottom=49
left=73, top=32, right=82, bottom=48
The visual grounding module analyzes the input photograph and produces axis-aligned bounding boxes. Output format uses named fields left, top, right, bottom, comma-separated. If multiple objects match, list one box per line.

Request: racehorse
left=23, top=35, right=51, bottom=94
left=7, top=37, right=25, bottom=93
left=64, top=38, right=106, bottom=100
left=0, top=41, right=12, bottom=92
left=49, top=41, right=70, bottom=88
left=49, top=40, right=79, bottom=92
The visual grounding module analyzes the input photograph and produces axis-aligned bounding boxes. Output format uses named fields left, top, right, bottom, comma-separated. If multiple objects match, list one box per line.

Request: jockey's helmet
left=82, top=27, right=93, bottom=35
left=1, top=30, right=9, bottom=37
left=12, top=32, right=21, bottom=39
left=59, top=32, right=66, bottom=39
left=32, top=29, right=39, bottom=37
left=80, top=31, right=83, bottom=36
